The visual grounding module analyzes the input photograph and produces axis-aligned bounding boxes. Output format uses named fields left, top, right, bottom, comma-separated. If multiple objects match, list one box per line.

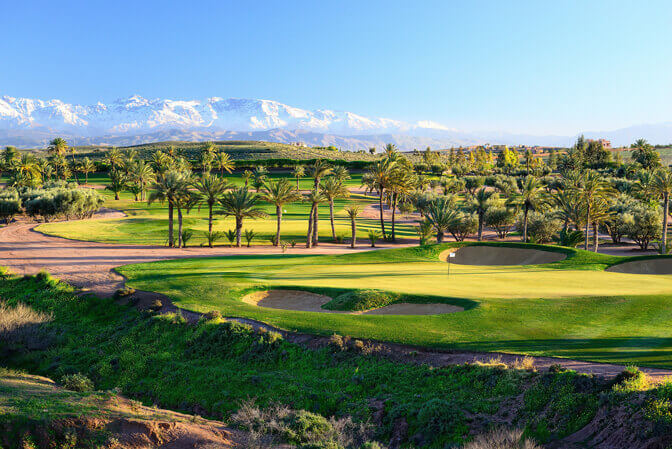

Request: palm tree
left=106, top=148, right=123, bottom=170
left=215, top=151, right=234, bottom=177
left=106, top=168, right=127, bottom=201
left=79, top=157, right=95, bottom=184
left=344, top=205, right=360, bottom=248
left=364, top=157, right=396, bottom=238
left=129, top=160, right=155, bottom=201
left=148, top=170, right=190, bottom=247
left=310, top=160, right=332, bottom=190
left=651, top=168, right=672, bottom=253
left=292, top=165, right=305, bottom=190
left=320, top=177, right=349, bottom=240
left=252, top=167, right=268, bottom=192
left=333, top=166, right=351, bottom=183
left=388, top=165, right=414, bottom=241
left=48, top=137, right=68, bottom=157
left=574, top=171, right=616, bottom=251
left=589, top=197, right=613, bottom=252
left=218, top=187, right=268, bottom=247
left=512, top=176, right=546, bottom=243
left=304, top=190, right=325, bottom=248
left=262, top=178, right=301, bottom=246
left=424, top=196, right=459, bottom=243
left=193, top=174, right=229, bottom=246
left=174, top=187, right=198, bottom=248
left=13, top=154, right=40, bottom=186
left=241, top=170, right=252, bottom=188
left=471, top=187, right=495, bottom=241
left=383, top=143, right=398, bottom=157
left=151, top=151, right=173, bottom=178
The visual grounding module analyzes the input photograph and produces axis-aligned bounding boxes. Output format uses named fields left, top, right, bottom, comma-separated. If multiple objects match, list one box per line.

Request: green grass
left=117, top=242, right=672, bottom=368
left=36, top=172, right=416, bottom=246
left=3, top=275, right=655, bottom=447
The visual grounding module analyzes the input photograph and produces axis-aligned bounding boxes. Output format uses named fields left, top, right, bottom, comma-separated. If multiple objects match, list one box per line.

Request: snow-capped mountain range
left=1, top=95, right=671, bottom=149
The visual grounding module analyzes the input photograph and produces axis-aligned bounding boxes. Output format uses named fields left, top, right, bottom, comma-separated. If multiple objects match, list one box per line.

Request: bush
left=612, top=366, right=648, bottom=392
left=60, top=373, right=94, bottom=392
left=623, top=204, right=662, bottom=250
left=0, top=301, right=54, bottom=355
left=113, top=286, right=136, bottom=299
left=447, top=212, right=478, bottom=241
left=485, top=207, right=517, bottom=238
left=463, top=428, right=540, bottom=449
left=416, top=398, right=465, bottom=442
left=323, top=289, right=399, bottom=311
left=203, top=310, right=222, bottom=321
left=520, top=212, right=561, bottom=244
left=148, top=299, right=163, bottom=311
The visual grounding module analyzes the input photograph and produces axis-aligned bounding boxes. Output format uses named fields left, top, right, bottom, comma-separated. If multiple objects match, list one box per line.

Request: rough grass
left=117, top=242, right=672, bottom=367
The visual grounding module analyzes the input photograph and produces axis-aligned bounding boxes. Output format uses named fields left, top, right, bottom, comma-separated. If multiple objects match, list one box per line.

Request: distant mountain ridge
left=1, top=94, right=671, bottom=149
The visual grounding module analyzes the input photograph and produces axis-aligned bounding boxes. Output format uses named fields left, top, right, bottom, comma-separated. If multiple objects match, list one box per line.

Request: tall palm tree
left=332, top=166, right=351, bottom=183
left=344, top=205, right=361, bottom=248
left=310, top=160, right=332, bottom=190
left=292, top=165, right=305, bottom=191
left=129, top=160, right=155, bottom=201
left=512, top=176, right=546, bottom=243
left=151, top=151, right=173, bottom=178
left=215, top=151, right=234, bottom=177
left=218, top=187, right=268, bottom=247
left=383, top=143, right=398, bottom=157
left=304, top=190, right=325, bottom=248
left=471, top=187, right=495, bottom=241
left=262, top=178, right=301, bottom=246
left=79, top=157, right=96, bottom=184
left=13, top=154, right=40, bottom=186
left=193, top=174, right=229, bottom=245
left=589, top=197, right=613, bottom=252
left=574, top=171, right=616, bottom=251
left=364, top=157, right=396, bottom=238
left=148, top=170, right=190, bottom=247
left=320, top=177, right=349, bottom=240
left=387, top=165, right=414, bottom=241
left=651, top=168, right=672, bottom=253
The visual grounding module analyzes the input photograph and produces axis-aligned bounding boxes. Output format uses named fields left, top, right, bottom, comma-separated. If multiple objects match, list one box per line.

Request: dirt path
left=0, top=211, right=411, bottom=296
left=3, top=211, right=672, bottom=382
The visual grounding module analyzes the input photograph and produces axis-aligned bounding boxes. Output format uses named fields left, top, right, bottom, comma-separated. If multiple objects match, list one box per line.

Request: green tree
left=511, top=176, right=546, bottom=243
left=148, top=170, right=190, bottom=247
left=470, top=187, right=496, bottom=241
left=292, top=165, right=305, bottom=191
left=262, top=178, right=301, bottom=246
left=574, top=171, right=616, bottom=251
left=78, top=157, right=95, bottom=184
left=344, top=204, right=360, bottom=248
left=215, top=151, right=234, bottom=177
left=193, top=174, right=229, bottom=245
left=218, top=187, right=267, bottom=247
left=320, top=177, right=349, bottom=240
left=651, top=168, right=672, bottom=253
left=305, top=190, right=325, bottom=248
left=106, top=168, right=127, bottom=201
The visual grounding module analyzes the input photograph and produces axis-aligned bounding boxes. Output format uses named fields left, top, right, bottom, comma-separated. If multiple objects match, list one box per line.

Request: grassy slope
left=36, top=173, right=417, bottom=246
left=6, top=274, right=668, bottom=447
left=118, top=243, right=672, bottom=367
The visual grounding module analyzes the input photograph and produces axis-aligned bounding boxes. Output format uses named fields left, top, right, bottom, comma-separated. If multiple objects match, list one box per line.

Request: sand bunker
left=440, top=246, right=566, bottom=266
left=606, top=258, right=672, bottom=275
left=242, top=290, right=462, bottom=315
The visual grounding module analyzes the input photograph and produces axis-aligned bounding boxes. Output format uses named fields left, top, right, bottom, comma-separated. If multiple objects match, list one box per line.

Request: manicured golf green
left=117, top=242, right=672, bottom=368
left=36, top=173, right=417, bottom=245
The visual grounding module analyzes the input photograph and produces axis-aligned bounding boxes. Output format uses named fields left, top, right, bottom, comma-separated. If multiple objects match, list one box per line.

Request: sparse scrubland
left=2, top=273, right=672, bottom=448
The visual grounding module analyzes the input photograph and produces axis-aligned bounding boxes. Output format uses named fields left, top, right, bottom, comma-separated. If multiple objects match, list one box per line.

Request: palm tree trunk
left=177, top=207, right=183, bottom=248
left=593, top=222, right=599, bottom=252
left=662, top=193, right=669, bottom=253
left=275, top=205, right=282, bottom=246
left=478, top=212, right=484, bottom=241
left=296, top=177, right=300, bottom=191
left=437, top=230, right=444, bottom=243
left=350, top=218, right=356, bottom=248
left=236, top=217, right=243, bottom=247
left=168, top=202, right=174, bottom=247
left=115, top=190, right=120, bottom=201
left=391, top=194, right=397, bottom=241
left=208, top=202, right=214, bottom=247
left=329, top=200, right=336, bottom=240
left=85, top=172, right=88, bottom=184
left=584, top=206, right=591, bottom=251
left=312, top=203, right=319, bottom=246
left=378, top=191, right=386, bottom=238
left=306, top=205, right=314, bottom=248
left=523, top=207, right=529, bottom=243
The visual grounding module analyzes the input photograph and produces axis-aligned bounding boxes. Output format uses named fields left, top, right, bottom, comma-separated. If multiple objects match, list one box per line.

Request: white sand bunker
left=242, top=290, right=462, bottom=316
left=607, top=258, right=672, bottom=275
left=440, top=246, right=566, bottom=266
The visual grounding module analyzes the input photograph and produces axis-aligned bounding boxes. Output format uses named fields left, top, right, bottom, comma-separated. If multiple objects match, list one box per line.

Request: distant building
left=588, top=139, right=612, bottom=149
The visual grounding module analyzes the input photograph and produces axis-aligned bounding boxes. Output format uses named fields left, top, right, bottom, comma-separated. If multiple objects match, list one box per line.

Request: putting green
left=117, top=243, right=672, bottom=367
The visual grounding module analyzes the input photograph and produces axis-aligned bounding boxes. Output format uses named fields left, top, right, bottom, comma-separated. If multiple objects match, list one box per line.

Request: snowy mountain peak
left=0, top=95, right=449, bottom=137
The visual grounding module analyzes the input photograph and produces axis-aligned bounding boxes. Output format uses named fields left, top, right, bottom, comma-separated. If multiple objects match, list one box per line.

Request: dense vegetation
left=3, top=273, right=672, bottom=448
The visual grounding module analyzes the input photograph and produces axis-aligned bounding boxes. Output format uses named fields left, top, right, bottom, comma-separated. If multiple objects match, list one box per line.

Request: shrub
left=181, top=229, right=194, bottom=247
left=520, top=212, right=561, bottom=244
left=485, top=207, right=517, bottom=238
left=203, top=310, right=222, bottom=321
left=463, top=428, right=540, bottom=449
left=323, top=289, right=398, bottom=311
left=416, top=398, right=465, bottom=442
left=61, top=373, right=94, bottom=392
left=612, top=366, right=648, bottom=392
left=367, top=230, right=381, bottom=247
left=447, top=212, right=478, bottom=241
left=0, top=301, right=54, bottom=355
left=113, top=286, right=136, bottom=299
left=623, top=204, right=662, bottom=250
left=148, top=299, right=163, bottom=312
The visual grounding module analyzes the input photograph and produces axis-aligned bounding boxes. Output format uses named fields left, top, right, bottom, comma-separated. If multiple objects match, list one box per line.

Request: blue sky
left=2, top=0, right=672, bottom=135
